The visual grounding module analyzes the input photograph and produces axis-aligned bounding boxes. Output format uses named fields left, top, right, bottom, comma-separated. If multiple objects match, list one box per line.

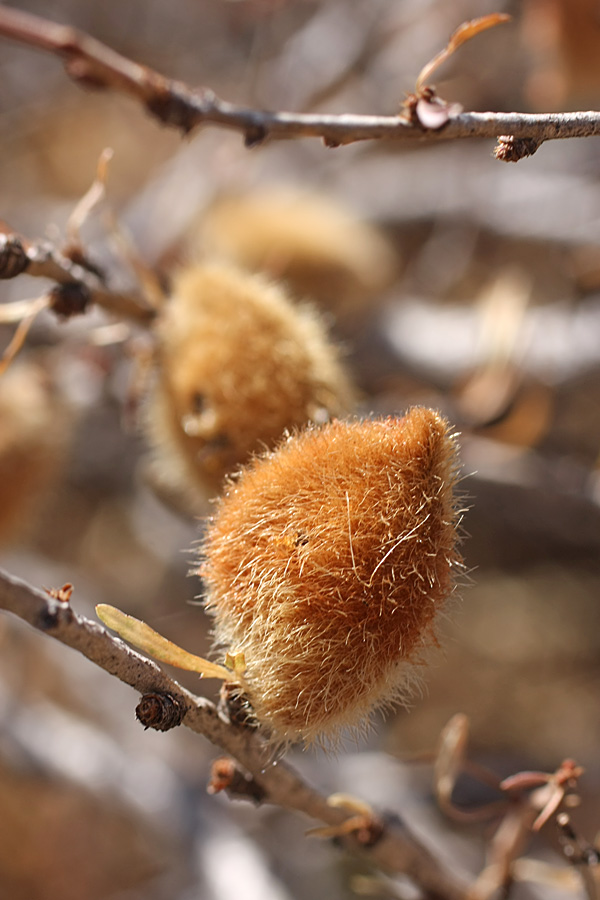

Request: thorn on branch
left=136, top=691, right=188, bottom=731
left=207, top=756, right=266, bottom=804
left=494, top=135, right=542, bottom=162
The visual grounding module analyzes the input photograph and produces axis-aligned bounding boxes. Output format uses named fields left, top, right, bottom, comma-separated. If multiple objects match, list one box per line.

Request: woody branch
left=0, top=6, right=600, bottom=155
left=0, top=226, right=155, bottom=323
left=0, top=566, right=469, bottom=900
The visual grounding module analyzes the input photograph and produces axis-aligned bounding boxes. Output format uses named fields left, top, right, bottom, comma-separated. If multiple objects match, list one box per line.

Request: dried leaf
left=446, top=13, right=512, bottom=54
left=416, top=13, right=511, bottom=91
left=67, top=146, right=113, bottom=242
left=434, top=713, right=469, bottom=810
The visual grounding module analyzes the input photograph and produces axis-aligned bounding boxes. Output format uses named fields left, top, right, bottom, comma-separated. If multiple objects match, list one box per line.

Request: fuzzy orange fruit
left=200, top=408, right=463, bottom=746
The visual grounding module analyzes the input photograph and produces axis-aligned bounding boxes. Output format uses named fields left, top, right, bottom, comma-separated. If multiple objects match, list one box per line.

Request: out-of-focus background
left=1, top=0, right=600, bottom=897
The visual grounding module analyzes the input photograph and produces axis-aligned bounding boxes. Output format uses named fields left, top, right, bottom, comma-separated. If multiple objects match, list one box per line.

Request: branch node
left=342, top=813, right=386, bottom=848
left=48, top=281, right=91, bottom=318
left=146, top=84, right=197, bottom=134
left=62, top=243, right=107, bottom=281
left=494, top=135, right=541, bottom=162
left=136, top=691, right=188, bottom=731
left=36, top=600, right=73, bottom=632
left=218, top=681, right=258, bottom=730
left=207, top=756, right=266, bottom=804
left=0, top=234, right=30, bottom=279
left=64, top=56, right=108, bottom=91
left=244, top=124, right=268, bottom=148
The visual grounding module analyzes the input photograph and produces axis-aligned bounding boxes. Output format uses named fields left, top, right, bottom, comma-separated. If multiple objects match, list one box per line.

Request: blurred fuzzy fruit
left=199, top=188, right=398, bottom=325
left=0, top=359, right=72, bottom=546
left=144, top=262, right=356, bottom=508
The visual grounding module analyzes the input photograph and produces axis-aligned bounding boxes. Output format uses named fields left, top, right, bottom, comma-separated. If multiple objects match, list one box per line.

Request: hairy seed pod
left=199, top=189, right=398, bottom=324
left=145, top=262, right=356, bottom=505
left=0, top=360, right=72, bottom=545
left=199, top=408, right=462, bottom=746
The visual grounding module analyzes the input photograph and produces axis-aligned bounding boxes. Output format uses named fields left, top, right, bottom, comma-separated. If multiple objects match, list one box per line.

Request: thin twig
left=0, top=566, right=469, bottom=899
left=1, top=6, right=600, bottom=155
left=0, top=227, right=155, bottom=324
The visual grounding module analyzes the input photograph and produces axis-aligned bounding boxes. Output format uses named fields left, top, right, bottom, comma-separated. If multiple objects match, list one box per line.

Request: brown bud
left=199, top=408, right=463, bottom=746
left=48, top=281, right=91, bottom=319
left=0, top=233, right=29, bottom=279
left=136, top=691, right=187, bottom=731
left=493, top=135, right=541, bottom=162
left=207, top=757, right=265, bottom=804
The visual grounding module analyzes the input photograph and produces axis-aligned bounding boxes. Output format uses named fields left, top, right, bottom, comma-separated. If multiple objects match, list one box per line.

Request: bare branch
left=0, top=566, right=469, bottom=899
left=0, top=226, right=155, bottom=324
left=0, top=6, right=600, bottom=155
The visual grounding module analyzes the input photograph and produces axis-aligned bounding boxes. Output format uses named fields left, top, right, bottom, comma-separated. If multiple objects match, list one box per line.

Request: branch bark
left=0, top=5, right=600, bottom=155
left=0, top=566, right=470, bottom=900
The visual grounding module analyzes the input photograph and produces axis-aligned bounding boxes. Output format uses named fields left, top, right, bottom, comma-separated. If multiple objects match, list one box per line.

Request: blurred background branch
left=1, top=6, right=600, bottom=154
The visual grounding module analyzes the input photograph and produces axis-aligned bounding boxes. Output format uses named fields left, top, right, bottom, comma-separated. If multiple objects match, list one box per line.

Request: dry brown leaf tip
left=199, top=408, right=463, bottom=746
left=405, top=13, right=511, bottom=130
left=415, top=13, right=511, bottom=93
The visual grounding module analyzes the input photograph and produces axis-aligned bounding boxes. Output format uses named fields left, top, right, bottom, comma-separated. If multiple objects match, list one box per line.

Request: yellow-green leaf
left=96, top=603, right=236, bottom=681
